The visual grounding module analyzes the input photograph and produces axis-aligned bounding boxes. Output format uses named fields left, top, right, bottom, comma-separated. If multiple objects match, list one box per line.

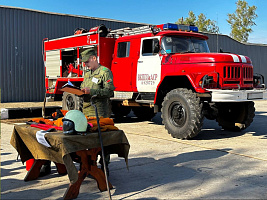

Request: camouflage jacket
left=81, top=65, right=115, bottom=117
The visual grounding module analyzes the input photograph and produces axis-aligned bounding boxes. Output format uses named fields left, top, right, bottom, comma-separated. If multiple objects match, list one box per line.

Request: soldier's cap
left=81, top=49, right=97, bottom=62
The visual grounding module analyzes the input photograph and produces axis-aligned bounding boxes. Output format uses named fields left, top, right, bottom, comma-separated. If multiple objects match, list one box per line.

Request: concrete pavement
left=1, top=101, right=267, bottom=199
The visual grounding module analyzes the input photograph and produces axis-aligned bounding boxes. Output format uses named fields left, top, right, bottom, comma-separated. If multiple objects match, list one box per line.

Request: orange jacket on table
left=29, top=110, right=118, bottom=132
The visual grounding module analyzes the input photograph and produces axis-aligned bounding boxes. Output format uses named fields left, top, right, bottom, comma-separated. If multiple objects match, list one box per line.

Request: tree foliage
left=227, top=0, right=257, bottom=43
left=176, top=11, right=219, bottom=33
left=177, top=11, right=196, bottom=26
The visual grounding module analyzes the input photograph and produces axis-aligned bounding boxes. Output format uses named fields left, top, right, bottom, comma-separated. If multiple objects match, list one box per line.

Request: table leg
left=24, top=160, right=47, bottom=181
left=86, top=148, right=113, bottom=192
left=24, top=160, right=67, bottom=181
left=63, top=148, right=113, bottom=200
left=88, top=164, right=113, bottom=191
left=63, top=150, right=89, bottom=200
left=55, top=163, right=67, bottom=175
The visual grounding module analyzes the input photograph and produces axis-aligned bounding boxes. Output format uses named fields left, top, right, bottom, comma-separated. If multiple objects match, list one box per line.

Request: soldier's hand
left=81, top=87, right=90, bottom=94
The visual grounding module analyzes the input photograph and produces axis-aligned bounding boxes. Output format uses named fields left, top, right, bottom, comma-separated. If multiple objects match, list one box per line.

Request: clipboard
left=60, top=81, right=85, bottom=96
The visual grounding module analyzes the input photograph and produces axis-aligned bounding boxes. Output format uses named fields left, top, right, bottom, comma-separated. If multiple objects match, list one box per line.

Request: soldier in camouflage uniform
left=80, top=49, right=115, bottom=175
left=80, top=49, right=115, bottom=117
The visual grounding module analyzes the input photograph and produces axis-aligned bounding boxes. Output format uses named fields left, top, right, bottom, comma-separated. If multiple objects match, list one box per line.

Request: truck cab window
left=161, top=36, right=210, bottom=54
left=142, top=38, right=159, bottom=56
left=117, top=42, right=130, bottom=57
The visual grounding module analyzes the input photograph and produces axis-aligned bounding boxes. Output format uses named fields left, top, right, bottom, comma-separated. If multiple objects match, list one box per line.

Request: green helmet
left=62, top=110, right=88, bottom=135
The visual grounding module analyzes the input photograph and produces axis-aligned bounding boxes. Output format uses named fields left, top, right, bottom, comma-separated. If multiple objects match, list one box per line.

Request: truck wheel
left=161, top=88, right=203, bottom=139
left=62, top=92, right=83, bottom=111
left=132, top=107, right=155, bottom=121
left=216, top=102, right=255, bottom=131
left=111, top=102, right=131, bottom=118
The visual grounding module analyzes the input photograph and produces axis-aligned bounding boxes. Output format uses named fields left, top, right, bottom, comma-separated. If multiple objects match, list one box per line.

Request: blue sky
left=1, top=0, right=267, bottom=44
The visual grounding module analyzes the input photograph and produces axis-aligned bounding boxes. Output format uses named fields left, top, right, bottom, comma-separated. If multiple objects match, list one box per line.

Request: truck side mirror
left=153, top=39, right=159, bottom=54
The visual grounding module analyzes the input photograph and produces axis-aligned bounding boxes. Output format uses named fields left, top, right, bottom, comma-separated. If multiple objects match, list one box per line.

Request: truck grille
left=243, top=66, right=253, bottom=79
left=222, top=65, right=253, bottom=88
left=223, top=66, right=241, bottom=79
left=223, top=65, right=253, bottom=79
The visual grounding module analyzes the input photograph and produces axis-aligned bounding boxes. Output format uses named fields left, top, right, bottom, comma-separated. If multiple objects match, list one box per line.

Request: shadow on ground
left=114, top=111, right=267, bottom=141
left=110, top=148, right=230, bottom=199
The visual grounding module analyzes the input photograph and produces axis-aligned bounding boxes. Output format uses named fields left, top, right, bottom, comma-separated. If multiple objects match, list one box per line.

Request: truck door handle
left=113, top=62, right=117, bottom=64
left=138, top=61, right=143, bottom=63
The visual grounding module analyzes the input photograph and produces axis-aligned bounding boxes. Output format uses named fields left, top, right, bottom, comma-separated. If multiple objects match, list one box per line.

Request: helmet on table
left=62, top=110, right=88, bottom=135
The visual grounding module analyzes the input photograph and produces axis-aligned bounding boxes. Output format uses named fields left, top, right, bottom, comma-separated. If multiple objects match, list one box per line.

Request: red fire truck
left=44, top=23, right=267, bottom=139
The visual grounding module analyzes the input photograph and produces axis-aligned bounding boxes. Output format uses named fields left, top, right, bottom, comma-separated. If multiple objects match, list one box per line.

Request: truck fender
left=154, top=74, right=197, bottom=107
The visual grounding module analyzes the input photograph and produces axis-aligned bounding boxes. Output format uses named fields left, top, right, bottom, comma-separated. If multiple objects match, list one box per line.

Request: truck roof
left=115, top=30, right=208, bottom=41
left=157, top=30, right=208, bottom=40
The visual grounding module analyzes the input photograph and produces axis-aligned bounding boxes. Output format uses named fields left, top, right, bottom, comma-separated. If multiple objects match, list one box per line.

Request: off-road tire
left=161, top=88, right=203, bottom=139
left=216, top=101, right=255, bottom=131
left=62, top=92, right=83, bottom=111
left=132, top=107, right=156, bottom=121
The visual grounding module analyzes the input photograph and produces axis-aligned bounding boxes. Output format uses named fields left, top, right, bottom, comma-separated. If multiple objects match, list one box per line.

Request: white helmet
left=62, top=110, right=88, bottom=135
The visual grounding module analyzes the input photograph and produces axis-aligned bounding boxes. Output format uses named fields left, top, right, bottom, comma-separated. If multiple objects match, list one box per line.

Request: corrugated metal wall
left=1, top=6, right=267, bottom=102
left=0, top=6, right=146, bottom=102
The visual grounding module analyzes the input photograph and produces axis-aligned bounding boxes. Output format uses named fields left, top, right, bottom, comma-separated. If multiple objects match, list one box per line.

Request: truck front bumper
left=208, top=89, right=267, bottom=102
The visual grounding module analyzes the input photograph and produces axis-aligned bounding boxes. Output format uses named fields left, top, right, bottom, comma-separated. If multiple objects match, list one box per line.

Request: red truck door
left=136, top=37, right=161, bottom=92
left=112, top=41, right=133, bottom=91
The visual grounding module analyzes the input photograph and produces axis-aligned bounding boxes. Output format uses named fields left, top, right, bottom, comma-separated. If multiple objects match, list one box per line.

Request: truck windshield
left=161, top=36, right=210, bottom=54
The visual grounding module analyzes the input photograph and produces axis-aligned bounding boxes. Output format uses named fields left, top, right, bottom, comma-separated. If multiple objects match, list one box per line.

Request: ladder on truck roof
left=108, top=25, right=154, bottom=38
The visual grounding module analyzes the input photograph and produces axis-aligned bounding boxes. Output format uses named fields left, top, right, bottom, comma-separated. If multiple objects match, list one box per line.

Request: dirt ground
left=1, top=100, right=267, bottom=199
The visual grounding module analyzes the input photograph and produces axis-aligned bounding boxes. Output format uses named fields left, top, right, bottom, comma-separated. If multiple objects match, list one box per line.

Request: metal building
left=0, top=6, right=146, bottom=103
left=1, top=6, right=267, bottom=103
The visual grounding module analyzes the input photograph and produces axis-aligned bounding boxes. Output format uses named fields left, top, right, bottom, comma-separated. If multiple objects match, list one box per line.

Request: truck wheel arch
left=155, top=75, right=195, bottom=109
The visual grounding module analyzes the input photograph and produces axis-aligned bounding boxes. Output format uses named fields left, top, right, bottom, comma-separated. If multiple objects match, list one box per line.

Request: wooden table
left=10, top=124, right=130, bottom=199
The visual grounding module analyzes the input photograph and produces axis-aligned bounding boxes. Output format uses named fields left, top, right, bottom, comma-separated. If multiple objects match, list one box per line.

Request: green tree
left=176, top=11, right=219, bottom=33
left=196, top=13, right=219, bottom=33
left=177, top=11, right=196, bottom=26
left=227, top=0, right=257, bottom=43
